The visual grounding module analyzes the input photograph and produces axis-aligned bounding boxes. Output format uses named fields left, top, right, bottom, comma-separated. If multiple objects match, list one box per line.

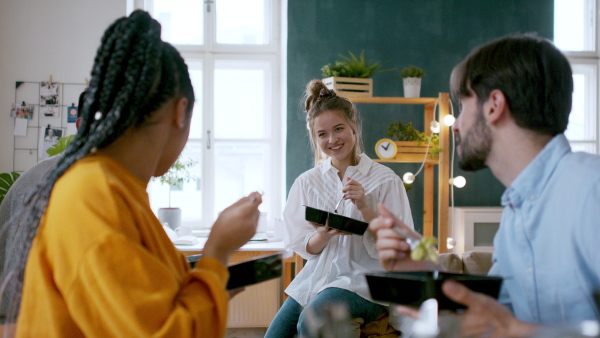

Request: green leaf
left=46, top=135, right=75, bottom=156
left=0, top=172, right=21, bottom=205
left=152, top=156, right=198, bottom=187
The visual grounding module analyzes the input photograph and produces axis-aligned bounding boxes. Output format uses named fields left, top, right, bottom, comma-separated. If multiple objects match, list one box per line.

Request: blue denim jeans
left=264, top=287, right=385, bottom=338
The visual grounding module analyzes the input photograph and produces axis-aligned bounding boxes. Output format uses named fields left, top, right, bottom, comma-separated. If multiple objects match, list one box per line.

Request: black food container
left=187, top=253, right=283, bottom=290
left=304, top=206, right=368, bottom=236
left=226, top=252, right=283, bottom=290
left=304, top=205, right=329, bottom=226
left=365, top=271, right=503, bottom=311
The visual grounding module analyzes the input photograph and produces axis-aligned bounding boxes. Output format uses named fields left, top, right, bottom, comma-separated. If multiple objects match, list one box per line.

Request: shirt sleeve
left=283, top=177, right=320, bottom=260
left=67, top=235, right=230, bottom=338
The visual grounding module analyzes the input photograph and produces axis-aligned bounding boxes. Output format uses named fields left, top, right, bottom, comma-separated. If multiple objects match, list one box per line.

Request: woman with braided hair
left=1, top=10, right=261, bottom=337
left=265, top=79, right=414, bottom=337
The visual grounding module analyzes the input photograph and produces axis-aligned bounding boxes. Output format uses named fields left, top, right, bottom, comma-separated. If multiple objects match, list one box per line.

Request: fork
left=333, top=193, right=346, bottom=214
left=391, top=226, right=422, bottom=250
left=334, top=174, right=355, bottom=213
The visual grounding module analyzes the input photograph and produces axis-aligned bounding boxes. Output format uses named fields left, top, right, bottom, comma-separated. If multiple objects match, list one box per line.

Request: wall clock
left=375, top=138, right=397, bottom=160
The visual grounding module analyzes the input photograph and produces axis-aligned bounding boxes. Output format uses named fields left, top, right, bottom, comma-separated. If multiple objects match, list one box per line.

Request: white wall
left=0, top=0, right=126, bottom=173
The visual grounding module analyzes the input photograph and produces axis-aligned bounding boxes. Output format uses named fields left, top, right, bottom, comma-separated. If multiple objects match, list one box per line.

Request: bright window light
left=554, top=0, right=595, bottom=51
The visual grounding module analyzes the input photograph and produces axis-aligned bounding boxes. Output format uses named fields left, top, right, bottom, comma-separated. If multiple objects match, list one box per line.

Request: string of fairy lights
left=399, top=99, right=464, bottom=250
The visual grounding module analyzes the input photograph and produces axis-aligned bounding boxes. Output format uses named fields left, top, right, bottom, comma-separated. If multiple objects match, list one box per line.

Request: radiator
left=227, top=278, right=281, bottom=328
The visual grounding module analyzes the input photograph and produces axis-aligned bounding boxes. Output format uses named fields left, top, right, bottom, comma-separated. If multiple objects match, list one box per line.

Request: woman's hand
left=343, top=178, right=377, bottom=222
left=306, top=220, right=349, bottom=255
left=342, top=178, right=367, bottom=210
left=203, top=192, right=262, bottom=266
left=309, top=221, right=348, bottom=238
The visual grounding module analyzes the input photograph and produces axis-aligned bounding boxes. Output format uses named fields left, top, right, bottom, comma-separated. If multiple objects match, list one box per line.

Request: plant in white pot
left=400, top=65, right=426, bottom=98
left=152, top=156, right=197, bottom=230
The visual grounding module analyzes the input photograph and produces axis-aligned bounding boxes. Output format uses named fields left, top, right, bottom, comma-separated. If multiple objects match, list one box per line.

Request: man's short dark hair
left=451, top=33, right=573, bottom=136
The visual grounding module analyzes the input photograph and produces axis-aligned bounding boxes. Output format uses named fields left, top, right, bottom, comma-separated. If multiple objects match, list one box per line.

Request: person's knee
left=297, top=308, right=308, bottom=335
left=297, top=306, right=321, bottom=336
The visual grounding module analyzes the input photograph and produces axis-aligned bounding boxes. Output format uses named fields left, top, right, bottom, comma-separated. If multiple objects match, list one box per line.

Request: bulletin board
left=11, top=79, right=86, bottom=173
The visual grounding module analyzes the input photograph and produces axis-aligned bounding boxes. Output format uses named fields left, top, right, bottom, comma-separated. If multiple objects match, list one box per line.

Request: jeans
left=265, top=287, right=385, bottom=338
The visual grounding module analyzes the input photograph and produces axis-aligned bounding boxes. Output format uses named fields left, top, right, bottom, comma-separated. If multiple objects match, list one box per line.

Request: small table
left=177, top=239, right=295, bottom=328
left=176, top=239, right=302, bottom=291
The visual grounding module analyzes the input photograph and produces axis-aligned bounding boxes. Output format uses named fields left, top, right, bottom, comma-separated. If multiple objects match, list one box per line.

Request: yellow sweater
left=17, top=153, right=229, bottom=337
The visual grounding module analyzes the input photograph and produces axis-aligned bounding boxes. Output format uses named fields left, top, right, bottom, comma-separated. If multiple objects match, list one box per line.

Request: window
left=554, top=0, right=599, bottom=153
left=140, top=0, right=286, bottom=229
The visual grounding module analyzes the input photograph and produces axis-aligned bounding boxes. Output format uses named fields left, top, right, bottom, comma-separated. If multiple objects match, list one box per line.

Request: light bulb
left=449, top=176, right=466, bottom=188
left=403, top=172, right=415, bottom=184
left=447, top=237, right=456, bottom=249
left=430, top=120, right=440, bottom=133
left=443, top=114, right=456, bottom=126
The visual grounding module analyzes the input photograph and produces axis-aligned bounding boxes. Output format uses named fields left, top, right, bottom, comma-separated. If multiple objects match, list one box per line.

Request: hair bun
left=318, top=88, right=336, bottom=101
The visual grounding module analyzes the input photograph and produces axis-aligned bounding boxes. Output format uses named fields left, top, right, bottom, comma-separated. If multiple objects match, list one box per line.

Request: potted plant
left=400, top=65, right=426, bottom=98
left=0, top=172, right=21, bottom=205
left=321, top=50, right=394, bottom=98
left=386, top=121, right=441, bottom=160
left=152, top=156, right=197, bottom=230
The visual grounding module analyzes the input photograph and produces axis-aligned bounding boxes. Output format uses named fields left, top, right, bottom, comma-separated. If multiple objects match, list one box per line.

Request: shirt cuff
left=195, top=257, right=230, bottom=286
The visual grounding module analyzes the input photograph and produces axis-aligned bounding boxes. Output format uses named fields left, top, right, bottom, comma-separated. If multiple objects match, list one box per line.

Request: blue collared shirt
left=489, top=134, right=600, bottom=325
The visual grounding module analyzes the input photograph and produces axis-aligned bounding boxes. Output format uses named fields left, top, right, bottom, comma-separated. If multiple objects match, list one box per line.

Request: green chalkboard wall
left=286, top=1, right=553, bottom=233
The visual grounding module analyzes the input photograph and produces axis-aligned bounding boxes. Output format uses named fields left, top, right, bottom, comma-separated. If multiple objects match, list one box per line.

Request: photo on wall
left=41, top=105, right=58, bottom=117
left=67, top=104, right=78, bottom=123
left=40, top=81, right=60, bottom=117
left=40, top=81, right=59, bottom=105
left=38, top=126, right=63, bottom=159
left=10, top=103, right=34, bottom=119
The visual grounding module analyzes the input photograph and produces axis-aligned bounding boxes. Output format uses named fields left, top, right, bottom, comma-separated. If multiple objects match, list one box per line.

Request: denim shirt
left=489, top=134, right=600, bottom=325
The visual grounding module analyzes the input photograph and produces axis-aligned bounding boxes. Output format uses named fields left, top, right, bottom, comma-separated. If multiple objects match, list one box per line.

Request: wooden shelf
left=373, top=158, right=439, bottom=165
left=349, top=93, right=451, bottom=253
left=350, top=97, right=438, bottom=105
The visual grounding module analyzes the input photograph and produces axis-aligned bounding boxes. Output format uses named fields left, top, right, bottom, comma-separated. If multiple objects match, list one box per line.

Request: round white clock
left=375, top=138, right=397, bottom=160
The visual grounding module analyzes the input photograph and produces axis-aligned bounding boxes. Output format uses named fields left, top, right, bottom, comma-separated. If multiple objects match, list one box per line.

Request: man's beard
left=457, top=109, right=492, bottom=171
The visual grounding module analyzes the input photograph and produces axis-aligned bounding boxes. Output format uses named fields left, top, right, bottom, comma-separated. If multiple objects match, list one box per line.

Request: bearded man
left=370, top=34, right=600, bottom=336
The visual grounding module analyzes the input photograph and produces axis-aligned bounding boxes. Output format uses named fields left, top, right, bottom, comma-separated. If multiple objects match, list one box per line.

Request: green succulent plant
left=400, top=65, right=426, bottom=78
left=321, top=50, right=394, bottom=78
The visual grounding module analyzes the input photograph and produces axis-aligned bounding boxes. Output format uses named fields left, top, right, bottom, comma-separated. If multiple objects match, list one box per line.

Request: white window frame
left=133, top=0, right=287, bottom=230
left=556, top=0, right=600, bottom=154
